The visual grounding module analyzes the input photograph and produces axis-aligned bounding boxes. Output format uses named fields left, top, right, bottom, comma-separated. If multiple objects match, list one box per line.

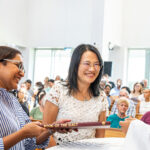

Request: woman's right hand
left=21, top=122, right=46, bottom=138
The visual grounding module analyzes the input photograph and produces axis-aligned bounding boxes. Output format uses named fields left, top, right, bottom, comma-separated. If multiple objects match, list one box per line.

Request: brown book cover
left=44, top=121, right=111, bottom=129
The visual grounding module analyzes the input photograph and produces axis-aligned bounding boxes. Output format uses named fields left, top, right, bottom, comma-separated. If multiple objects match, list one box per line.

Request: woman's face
left=77, top=51, right=100, bottom=86
left=134, top=83, right=141, bottom=92
left=117, top=102, right=128, bottom=114
left=0, top=54, right=24, bottom=90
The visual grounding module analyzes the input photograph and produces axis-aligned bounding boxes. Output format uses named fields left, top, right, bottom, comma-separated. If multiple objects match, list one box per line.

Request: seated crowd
left=16, top=74, right=150, bottom=130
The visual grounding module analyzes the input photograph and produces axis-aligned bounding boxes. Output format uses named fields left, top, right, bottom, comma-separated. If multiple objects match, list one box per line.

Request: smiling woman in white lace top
left=43, top=44, right=108, bottom=145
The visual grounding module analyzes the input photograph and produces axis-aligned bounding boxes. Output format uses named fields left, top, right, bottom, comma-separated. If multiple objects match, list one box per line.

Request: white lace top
left=45, top=82, right=108, bottom=144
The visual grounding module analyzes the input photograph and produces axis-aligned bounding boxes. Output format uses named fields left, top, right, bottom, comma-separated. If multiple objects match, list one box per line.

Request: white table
left=46, top=138, right=124, bottom=150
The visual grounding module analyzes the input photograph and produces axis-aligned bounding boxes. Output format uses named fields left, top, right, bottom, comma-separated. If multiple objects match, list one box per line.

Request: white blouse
left=139, top=101, right=150, bottom=114
left=45, top=82, right=108, bottom=144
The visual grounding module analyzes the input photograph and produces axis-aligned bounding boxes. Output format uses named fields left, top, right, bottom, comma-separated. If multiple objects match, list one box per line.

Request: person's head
left=67, top=44, right=103, bottom=97
left=20, top=82, right=27, bottom=90
left=117, top=97, right=129, bottom=115
left=116, top=79, right=122, bottom=89
left=38, top=90, right=46, bottom=106
left=121, top=86, right=131, bottom=94
left=142, top=79, right=148, bottom=88
left=100, top=79, right=106, bottom=90
left=17, top=88, right=27, bottom=103
left=25, top=79, right=32, bottom=90
left=104, top=84, right=112, bottom=96
left=34, top=82, right=44, bottom=95
left=44, top=77, right=49, bottom=84
left=0, top=46, right=24, bottom=90
left=119, top=89, right=129, bottom=98
left=55, top=75, right=61, bottom=81
left=143, top=89, right=150, bottom=100
left=133, top=82, right=142, bottom=94
left=102, top=73, right=109, bottom=82
left=48, top=79, right=54, bottom=88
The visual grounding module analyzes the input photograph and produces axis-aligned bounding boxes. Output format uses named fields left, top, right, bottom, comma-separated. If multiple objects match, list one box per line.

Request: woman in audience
left=107, top=97, right=129, bottom=128
left=136, top=89, right=150, bottom=114
left=0, top=46, right=72, bottom=150
left=17, top=88, right=29, bottom=116
left=30, top=90, right=46, bottom=120
left=43, top=44, right=108, bottom=145
left=32, top=81, right=44, bottom=108
left=130, top=82, right=143, bottom=103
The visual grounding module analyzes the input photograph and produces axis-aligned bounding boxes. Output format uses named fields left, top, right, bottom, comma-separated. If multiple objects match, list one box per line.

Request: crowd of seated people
left=15, top=73, right=150, bottom=132
left=100, top=75, right=150, bottom=129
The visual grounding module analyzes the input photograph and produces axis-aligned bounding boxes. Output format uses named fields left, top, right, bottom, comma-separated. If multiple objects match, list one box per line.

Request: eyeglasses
left=0, top=59, right=25, bottom=73
left=80, top=62, right=101, bottom=70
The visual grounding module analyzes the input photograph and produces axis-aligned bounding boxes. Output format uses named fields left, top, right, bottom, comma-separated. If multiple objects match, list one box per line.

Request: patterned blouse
left=44, top=82, right=108, bottom=144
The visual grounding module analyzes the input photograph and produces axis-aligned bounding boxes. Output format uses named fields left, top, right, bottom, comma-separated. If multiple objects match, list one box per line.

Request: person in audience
left=30, top=90, right=46, bottom=120
left=102, top=73, right=115, bottom=88
left=55, top=75, right=61, bottom=81
left=110, top=79, right=122, bottom=96
left=44, top=76, right=50, bottom=93
left=107, top=97, right=129, bottom=128
left=141, top=79, right=148, bottom=89
left=33, top=82, right=44, bottom=108
left=17, top=88, right=29, bottom=116
left=136, top=89, right=150, bottom=114
left=100, top=79, right=106, bottom=90
left=48, top=79, right=54, bottom=88
left=0, top=46, right=72, bottom=150
left=25, top=79, right=34, bottom=97
left=121, top=86, right=131, bottom=94
left=43, top=44, right=108, bottom=145
left=110, top=89, right=136, bottom=117
left=129, top=82, right=143, bottom=105
left=104, top=84, right=112, bottom=108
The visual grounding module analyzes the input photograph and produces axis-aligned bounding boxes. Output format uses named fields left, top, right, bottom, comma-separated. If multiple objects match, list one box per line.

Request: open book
left=43, top=121, right=111, bottom=129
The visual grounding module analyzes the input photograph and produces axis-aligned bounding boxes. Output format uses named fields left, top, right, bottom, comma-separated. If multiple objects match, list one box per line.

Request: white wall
left=123, top=0, right=150, bottom=48
left=0, top=0, right=30, bottom=81
left=102, top=0, right=124, bottom=82
left=27, top=0, right=105, bottom=48
left=0, top=0, right=29, bottom=46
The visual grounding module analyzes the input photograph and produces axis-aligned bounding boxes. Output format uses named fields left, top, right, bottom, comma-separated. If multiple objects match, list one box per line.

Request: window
left=33, top=48, right=72, bottom=83
left=127, top=48, right=150, bottom=88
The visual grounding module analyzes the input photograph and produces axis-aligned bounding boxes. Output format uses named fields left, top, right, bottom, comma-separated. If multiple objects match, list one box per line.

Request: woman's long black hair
left=67, top=44, right=103, bottom=97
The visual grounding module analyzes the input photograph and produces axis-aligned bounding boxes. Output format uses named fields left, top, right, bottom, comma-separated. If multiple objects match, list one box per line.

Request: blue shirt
left=107, top=114, right=129, bottom=128
left=0, top=88, right=48, bottom=150
left=110, top=87, right=120, bottom=96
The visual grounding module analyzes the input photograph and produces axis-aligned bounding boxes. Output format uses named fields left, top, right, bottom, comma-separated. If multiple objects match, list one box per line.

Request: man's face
left=119, top=91, right=127, bottom=98
left=26, top=82, right=31, bottom=90
left=143, top=89, right=150, bottom=99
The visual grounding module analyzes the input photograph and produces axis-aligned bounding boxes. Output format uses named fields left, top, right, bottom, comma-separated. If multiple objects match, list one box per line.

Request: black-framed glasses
left=0, top=59, right=25, bottom=73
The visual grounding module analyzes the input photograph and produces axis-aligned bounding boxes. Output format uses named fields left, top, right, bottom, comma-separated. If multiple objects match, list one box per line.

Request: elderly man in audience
left=110, top=89, right=136, bottom=117
left=110, top=79, right=122, bottom=96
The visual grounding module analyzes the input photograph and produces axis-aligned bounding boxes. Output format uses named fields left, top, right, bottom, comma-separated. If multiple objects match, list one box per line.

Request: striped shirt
left=0, top=88, right=48, bottom=150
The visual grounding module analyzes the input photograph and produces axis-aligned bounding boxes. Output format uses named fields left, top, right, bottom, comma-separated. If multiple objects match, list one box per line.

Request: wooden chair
left=104, top=128, right=125, bottom=138
left=135, top=114, right=143, bottom=120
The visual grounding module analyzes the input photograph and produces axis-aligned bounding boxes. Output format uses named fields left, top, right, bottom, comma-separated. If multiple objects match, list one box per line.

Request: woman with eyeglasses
left=0, top=46, right=71, bottom=150
left=43, top=44, right=108, bottom=146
